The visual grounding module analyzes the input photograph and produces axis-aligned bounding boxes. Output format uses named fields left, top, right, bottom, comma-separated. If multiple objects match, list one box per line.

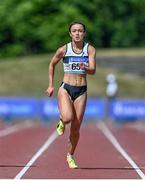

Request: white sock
left=67, top=153, right=73, bottom=158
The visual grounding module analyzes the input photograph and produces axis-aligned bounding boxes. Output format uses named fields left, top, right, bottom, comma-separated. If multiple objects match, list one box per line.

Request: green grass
left=96, top=48, right=145, bottom=57
left=0, top=54, right=145, bottom=98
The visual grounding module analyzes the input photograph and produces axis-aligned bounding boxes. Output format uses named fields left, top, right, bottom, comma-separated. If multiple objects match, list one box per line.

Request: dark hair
left=69, top=22, right=86, bottom=32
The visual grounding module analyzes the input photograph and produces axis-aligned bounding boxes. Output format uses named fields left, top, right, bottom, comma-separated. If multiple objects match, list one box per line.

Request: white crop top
left=63, top=42, right=89, bottom=74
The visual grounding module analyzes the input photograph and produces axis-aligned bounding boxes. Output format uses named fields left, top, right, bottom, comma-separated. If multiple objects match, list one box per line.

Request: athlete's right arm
left=46, top=46, right=66, bottom=97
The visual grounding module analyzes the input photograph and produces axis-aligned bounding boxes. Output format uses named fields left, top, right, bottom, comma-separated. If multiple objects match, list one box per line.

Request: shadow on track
left=78, top=167, right=145, bottom=170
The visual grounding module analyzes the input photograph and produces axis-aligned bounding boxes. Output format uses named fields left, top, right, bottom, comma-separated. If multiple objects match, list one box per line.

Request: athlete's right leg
left=68, top=93, right=87, bottom=155
left=57, top=86, right=75, bottom=135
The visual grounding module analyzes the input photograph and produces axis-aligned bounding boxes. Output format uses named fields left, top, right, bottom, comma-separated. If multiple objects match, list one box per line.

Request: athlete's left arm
left=80, top=45, right=96, bottom=75
left=86, top=45, right=96, bottom=74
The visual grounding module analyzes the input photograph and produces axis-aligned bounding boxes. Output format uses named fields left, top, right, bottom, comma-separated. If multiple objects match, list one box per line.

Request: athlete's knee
left=62, top=115, right=74, bottom=124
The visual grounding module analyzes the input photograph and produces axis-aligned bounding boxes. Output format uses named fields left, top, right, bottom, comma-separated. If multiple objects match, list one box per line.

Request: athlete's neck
left=72, top=41, right=84, bottom=53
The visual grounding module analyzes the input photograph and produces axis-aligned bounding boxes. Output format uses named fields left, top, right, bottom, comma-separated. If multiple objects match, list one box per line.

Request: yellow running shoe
left=56, top=119, right=65, bottom=135
left=67, top=154, right=78, bottom=169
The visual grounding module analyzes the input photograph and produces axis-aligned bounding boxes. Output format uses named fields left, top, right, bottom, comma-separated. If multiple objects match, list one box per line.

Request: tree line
left=0, top=0, right=145, bottom=58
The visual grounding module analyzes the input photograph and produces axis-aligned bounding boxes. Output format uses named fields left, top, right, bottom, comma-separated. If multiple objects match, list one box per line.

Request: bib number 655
left=72, top=63, right=80, bottom=70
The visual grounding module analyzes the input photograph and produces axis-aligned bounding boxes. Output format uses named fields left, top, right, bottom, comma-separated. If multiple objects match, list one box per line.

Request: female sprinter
left=46, top=22, right=96, bottom=169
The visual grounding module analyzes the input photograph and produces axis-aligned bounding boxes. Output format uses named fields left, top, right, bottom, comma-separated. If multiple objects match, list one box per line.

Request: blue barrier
left=110, top=99, right=145, bottom=121
left=0, top=97, right=145, bottom=122
left=0, top=97, right=105, bottom=120
left=42, top=98, right=105, bottom=119
left=0, top=97, right=39, bottom=118
left=84, top=99, right=105, bottom=118
left=42, top=98, right=59, bottom=117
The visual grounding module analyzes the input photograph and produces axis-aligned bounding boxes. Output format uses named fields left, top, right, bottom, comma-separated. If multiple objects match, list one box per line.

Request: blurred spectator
left=105, top=73, right=118, bottom=120
left=106, top=73, right=118, bottom=99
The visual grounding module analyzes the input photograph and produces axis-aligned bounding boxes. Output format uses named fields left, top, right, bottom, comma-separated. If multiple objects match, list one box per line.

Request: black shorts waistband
left=60, top=82, right=87, bottom=101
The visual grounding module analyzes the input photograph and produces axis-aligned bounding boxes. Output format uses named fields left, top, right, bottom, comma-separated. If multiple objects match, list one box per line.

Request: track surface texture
left=0, top=120, right=145, bottom=179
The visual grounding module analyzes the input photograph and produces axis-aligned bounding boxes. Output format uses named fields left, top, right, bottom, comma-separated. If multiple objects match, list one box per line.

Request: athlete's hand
left=79, top=62, right=86, bottom=70
left=46, top=86, right=54, bottom=97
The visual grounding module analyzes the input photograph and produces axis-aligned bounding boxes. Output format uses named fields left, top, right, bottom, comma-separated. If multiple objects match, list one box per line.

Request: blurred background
left=0, top=0, right=145, bottom=124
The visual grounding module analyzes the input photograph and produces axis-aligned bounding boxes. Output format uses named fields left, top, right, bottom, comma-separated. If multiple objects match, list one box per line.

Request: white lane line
left=97, top=122, right=145, bottom=180
left=0, top=122, right=34, bottom=137
left=131, top=124, right=145, bottom=134
left=14, top=130, right=58, bottom=180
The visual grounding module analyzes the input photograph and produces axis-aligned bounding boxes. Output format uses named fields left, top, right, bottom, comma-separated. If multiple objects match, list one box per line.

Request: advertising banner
left=42, top=98, right=105, bottom=119
left=110, top=100, right=145, bottom=120
left=0, top=97, right=39, bottom=118
left=0, top=97, right=145, bottom=122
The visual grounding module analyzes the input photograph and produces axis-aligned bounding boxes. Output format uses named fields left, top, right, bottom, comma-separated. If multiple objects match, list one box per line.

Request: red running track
left=0, top=120, right=145, bottom=179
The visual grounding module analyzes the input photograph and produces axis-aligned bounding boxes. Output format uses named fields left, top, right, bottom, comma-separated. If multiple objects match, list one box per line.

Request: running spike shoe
left=67, top=154, right=78, bottom=169
left=56, top=119, right=65, bottom=135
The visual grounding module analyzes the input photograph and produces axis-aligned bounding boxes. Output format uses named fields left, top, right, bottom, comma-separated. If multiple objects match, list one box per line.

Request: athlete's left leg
left=68, top=92, right=87, bottom=155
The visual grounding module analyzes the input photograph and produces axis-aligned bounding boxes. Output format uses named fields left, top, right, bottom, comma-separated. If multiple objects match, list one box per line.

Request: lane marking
left=0, top=122, right=34, bottom=137
left=97, top=122, right=145, bottom=179
left=14, top=130, right=58, bottom=180
left=130, top=124, right=145, bottom=134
